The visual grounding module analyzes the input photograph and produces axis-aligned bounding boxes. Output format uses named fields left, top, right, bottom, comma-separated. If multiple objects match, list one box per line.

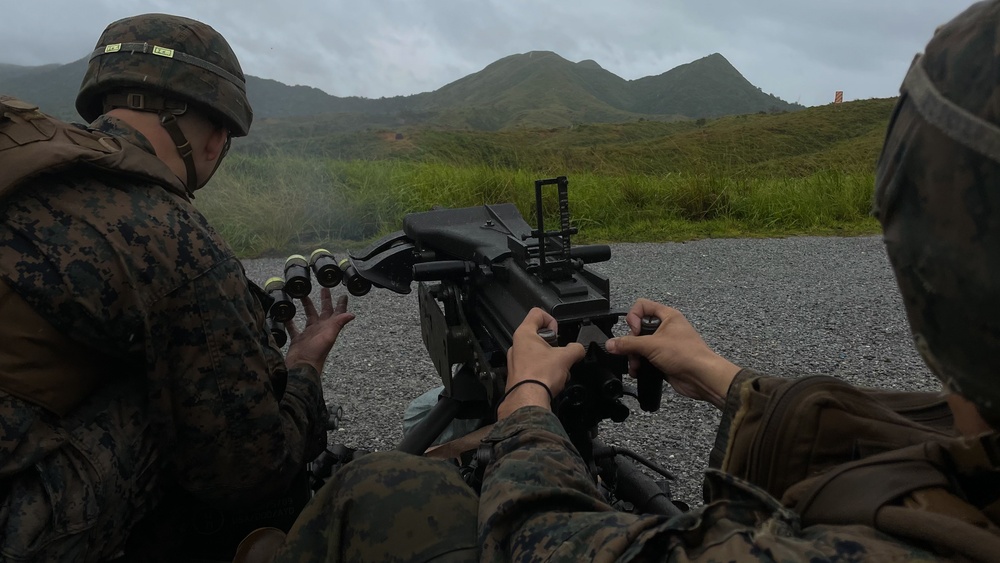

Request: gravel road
left=243, top=235, right=938, bottom=506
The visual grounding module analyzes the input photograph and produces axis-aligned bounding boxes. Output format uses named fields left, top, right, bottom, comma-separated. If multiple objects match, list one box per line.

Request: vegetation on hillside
left=237, top=98, right=890, bottom=175
left=199, top=98, right=893, bottom=257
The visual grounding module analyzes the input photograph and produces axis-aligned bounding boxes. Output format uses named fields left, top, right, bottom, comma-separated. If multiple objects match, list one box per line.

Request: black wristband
left=502, top=379, right=553, bottom=403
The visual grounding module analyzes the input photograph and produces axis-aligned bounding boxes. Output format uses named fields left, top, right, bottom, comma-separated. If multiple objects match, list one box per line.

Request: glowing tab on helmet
left=152, top=46, right=175, bottom=58
left=104, top=43, right=122, bottom=53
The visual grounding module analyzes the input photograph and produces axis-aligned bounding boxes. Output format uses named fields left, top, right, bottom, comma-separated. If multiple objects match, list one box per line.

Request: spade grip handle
left=637, top=316, right=663, bottom=412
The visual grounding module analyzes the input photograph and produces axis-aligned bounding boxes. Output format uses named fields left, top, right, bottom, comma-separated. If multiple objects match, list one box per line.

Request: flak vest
left=0, top=96, right=184, bottom=415
left=719, top=374, right=1000, bottom=562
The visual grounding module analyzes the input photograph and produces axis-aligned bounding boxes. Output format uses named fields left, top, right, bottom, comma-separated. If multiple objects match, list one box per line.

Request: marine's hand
left=605, top=298, right=739, bottom=408
left=497, top=308, right=585, bottom=419
left=283, top=289, right=355, bottom=373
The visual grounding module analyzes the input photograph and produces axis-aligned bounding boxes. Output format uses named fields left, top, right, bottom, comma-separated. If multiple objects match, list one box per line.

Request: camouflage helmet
left=874, top=0, right=1000, bottom=428
left=76, top=13, right=252, bottom=136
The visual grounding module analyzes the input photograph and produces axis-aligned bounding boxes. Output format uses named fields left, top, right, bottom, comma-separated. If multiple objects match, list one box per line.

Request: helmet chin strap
left=103, top=92, right=200, bottom=197
left=158, top=112, right=198, bottom=197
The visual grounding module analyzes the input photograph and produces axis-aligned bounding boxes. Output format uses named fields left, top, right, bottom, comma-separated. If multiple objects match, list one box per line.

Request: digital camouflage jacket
left=479, top=371, right=1000, bottom=562
left=0, top=116, right=328, bottom=506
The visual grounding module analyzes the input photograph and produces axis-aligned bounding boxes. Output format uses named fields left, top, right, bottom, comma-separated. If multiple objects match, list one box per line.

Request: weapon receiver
left=348, top=176, right=665, bottom=455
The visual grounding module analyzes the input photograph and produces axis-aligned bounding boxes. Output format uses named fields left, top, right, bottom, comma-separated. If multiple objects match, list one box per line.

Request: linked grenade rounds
left=339, top=258, right=372, bottom=297
left=268, top=317, right=288, bottom=347
left=264, top=277, right=296, bottom=322
left=283, top=254, right=312, bottom=298
left=310, top=249, right=343, bottom=288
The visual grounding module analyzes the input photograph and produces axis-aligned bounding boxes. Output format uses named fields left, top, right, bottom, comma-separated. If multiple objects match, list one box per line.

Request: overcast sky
left=1, top=0, right=973, bottom=107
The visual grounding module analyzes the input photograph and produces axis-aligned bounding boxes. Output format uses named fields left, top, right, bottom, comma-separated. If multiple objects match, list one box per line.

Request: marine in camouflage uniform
left=476, top=2, right=1000, bottom=561
left=479, top=389, right=996, bottom=562
left=0, top=14, right=345, bottom=561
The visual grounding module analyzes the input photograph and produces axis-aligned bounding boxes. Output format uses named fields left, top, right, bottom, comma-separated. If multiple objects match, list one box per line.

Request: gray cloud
left=0, top=0, right=975, bottom=106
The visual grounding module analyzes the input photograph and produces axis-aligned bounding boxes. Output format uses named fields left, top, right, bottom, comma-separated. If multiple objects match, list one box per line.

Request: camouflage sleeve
left=145, top=257, right=327, bottom=507
left=708, top=367, right=771, bottom=469
left=479, top=407, right=943, bottom=563
left=479, top=407, right=666, bottom=562
left=708, top=369, right=820, bottom=478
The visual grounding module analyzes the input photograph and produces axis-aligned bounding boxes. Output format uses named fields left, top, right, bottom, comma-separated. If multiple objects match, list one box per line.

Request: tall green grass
left=197, top=154, right=879, bottom=257
left=200, top=99, right=892, bottom=257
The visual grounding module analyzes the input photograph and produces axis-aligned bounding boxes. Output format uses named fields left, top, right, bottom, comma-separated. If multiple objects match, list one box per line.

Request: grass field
left=197, top=98, right=894, bottom=257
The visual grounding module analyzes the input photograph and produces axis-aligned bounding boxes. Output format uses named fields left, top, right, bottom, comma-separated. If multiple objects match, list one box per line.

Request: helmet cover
left=76, top=13, right=252, bottom=136
left=875, top=0, right=1000, bottom=427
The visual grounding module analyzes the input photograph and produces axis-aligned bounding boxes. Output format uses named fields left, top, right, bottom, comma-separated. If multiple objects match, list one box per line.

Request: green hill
left=1, top=51, right=801, bottom=131
left=244, top=76, right=410, bottom=117
left=630, top=53, right=795, bottom=117
left=236, top=97, right=893, bottom=179
left=404, top=51, right=643, bottom=128
left=0, top=58, right=88, bottom=120
left=0, top=62, right=62, bottom=80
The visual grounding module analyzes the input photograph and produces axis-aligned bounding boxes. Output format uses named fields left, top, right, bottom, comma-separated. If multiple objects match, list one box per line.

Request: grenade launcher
left=346, top=177, right=681, bottom=515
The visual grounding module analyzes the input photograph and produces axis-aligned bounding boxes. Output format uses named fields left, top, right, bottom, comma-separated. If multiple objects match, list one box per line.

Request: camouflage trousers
left=0, top=377, right=162, bottom=562
left=273, top=451, right=479, bottom=562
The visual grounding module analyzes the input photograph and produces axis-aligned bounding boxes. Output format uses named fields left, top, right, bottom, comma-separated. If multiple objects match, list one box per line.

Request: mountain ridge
left=0, top=51, right=803, bottom=132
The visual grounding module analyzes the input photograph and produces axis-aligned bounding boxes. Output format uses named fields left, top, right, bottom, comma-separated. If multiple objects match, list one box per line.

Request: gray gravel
left=243, top=235, right=938, bottom=506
